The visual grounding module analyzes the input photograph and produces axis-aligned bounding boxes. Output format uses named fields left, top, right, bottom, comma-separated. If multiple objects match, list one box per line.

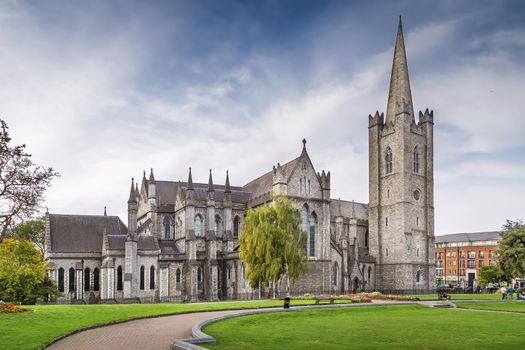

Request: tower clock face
left=413, top=189, right=421, bottom=201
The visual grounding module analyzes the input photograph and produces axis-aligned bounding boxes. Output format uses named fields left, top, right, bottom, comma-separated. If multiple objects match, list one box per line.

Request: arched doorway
left=352, top=277, right=359, bottom=294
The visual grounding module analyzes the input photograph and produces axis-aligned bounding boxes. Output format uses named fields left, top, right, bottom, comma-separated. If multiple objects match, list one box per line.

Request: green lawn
left=0, top=299, right=331, bottom=350
left=204, top=304, right=525, bottom=350
left=416, top=293, right=501, bottom=301
left=455, top=301, right=525, bottom=312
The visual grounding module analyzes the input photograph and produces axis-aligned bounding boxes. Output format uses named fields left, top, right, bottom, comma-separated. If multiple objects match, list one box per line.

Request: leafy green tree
left=477, top=265, right=503, bottom=286
left=498, top=219, right=525, bottom=279
left=10, top=217, right=46, bottom=255
left=0, top=118, right=58, bottom=238
left=0, top=238, right=58, bottom=304
left=239, top=195, right=307, bottom=297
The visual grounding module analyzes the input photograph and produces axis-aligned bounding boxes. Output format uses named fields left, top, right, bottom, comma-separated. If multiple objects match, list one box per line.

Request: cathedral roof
left=155, top=180, right=250, bottom=206
left=48, top=214, right=127, bottom=253
left=329, top=199, right=369, bottom=221
left=242, top=156, right=300, bottom=199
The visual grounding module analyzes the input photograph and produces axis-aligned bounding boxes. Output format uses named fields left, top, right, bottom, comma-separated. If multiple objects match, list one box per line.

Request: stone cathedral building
left=44, top=18, right=436, bottom=303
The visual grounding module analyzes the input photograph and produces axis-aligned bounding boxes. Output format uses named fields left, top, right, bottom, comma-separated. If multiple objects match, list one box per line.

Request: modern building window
left=467, top=251, right=476, bottom=259
left=467, top=260, right=476, bottom=268
left=117, top=266, right=123, bottom=291
left=93, top=268, right=100, bottom=291
left=68, top=267, right=75, bottom=293
left=479, top=251, right=484, bottom=259
left=84, top=267, right=90, bottom=292
left=163, top=216, right=172, bottom=239
left=58, top=268, right=64, bottom=292
left=386, top=147, right=393, bottom=174
left=309, top=213, right=317, bottom=257
left=416, top=270, right=421, bottom=283
left=150, top=266, right=155, bottom=290
left=413, top=146, right=420, bottom=174
left=478, top=260, right=484, bottom=268
left=195, top=215, right=203, bottom=237
left=140, top=265, right=145, bottom=290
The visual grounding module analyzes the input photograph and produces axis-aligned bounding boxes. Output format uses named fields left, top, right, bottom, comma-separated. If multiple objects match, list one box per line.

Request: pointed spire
left=224, top=170, right=231, bottom=193
left=149, top=168, right=155, bottom=182
left=104, top=206, right=107, bottom=216
left=187, top=167, right=194, bottom=190
left=143, top=170, right=146, bottom=180
left=386, top=16, right=414, bottom=122
left=128, top=178, right=137, bottom=203
left=208, top=169, right=214, bottom=192
left=135, top=183, right=139, bottom=198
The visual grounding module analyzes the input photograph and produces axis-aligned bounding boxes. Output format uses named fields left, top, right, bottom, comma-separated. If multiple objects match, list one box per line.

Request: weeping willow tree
left=239, top=195, right=307, bottom=297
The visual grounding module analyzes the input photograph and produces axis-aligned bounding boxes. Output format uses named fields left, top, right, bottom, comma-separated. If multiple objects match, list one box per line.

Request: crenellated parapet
left=368, top=110, right=385, bottom=128
left=418, top=108, right=434, bottom=125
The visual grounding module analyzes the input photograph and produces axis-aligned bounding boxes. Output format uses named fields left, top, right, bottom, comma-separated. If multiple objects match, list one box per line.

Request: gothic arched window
left=140, top=265, right=145, bottom=290
left=416, top=270, right=421, bottom=283
left=368, top=266, right=372, bottom=281
left=386, top=147, right=393, bottom=174
left=413, top=146, right=420, bottom=174
left=117, top=266, right=123, bottom=291
left=68, top=267, right=75, bottom=293
left=58, top=268, right=64, bottom=292
left=309, top=212, right=317, bottom=257
left=84, top=267, right=90, bottom=292
left=163, top=216, right=172, bottom=239
left=333, top=263, right=338, bottom=286
left=176, top=268, right=181, bottom=291
left=195, top=215, right=203, bottom=237
left=364, top=230, right=369, bottom=247
left=93, top=268, right=100, bottom=291
left=214, top=215, right=221, bottom=236
left=233, top=216, right=240, bottom=238
left=197, top=267, right=203, bottom=291
left=150, top=266, right=155, bottom=289
left=301, top=205, right=308, bottom=233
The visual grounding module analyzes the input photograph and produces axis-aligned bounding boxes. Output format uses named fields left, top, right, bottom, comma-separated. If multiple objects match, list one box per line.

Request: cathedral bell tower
left=368, top=17, right=435, bottom=292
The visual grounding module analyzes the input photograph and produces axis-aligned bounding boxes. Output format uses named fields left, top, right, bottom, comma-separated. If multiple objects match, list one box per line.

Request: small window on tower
left=385, top=217, right=388, bottom=227
left=413, top=146, right=420, bottom=174
left=385, top=248, right=389, bottom=257
left=385, top=147, right=393, bottom=174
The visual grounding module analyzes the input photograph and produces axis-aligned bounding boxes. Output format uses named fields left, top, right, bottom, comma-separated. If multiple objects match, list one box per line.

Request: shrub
left=0, top=301, right=29, bottom=313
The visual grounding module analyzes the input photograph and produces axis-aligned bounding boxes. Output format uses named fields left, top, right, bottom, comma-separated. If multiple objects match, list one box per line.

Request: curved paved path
left=46, top=309, right=248, bottom=350
left=45, top=300, right=450, bottom=350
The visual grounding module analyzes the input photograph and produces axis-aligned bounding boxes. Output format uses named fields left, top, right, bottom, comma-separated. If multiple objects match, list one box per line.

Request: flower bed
left=0, top=301, right=29, bottom=314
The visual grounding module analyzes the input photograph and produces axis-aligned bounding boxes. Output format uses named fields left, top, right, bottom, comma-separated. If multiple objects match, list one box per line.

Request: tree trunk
left=285, top=263, right=291, bottom=297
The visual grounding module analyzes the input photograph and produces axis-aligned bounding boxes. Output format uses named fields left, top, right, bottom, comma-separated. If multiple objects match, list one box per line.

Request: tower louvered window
left=386, top=147, right=393, bottom=174
left=413, top=146, right=420, bottom=173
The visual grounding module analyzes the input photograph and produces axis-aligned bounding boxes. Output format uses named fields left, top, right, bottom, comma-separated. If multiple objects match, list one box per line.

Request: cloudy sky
left=1, top=0, right=524, bottom=235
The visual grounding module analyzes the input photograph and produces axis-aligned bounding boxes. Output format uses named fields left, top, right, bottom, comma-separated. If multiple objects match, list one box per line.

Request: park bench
left=314, top=297, right=335, bottom=305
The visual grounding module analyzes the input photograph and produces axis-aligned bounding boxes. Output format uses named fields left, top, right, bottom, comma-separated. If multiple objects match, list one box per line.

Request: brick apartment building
left=434, top=232, right=501, bottom=288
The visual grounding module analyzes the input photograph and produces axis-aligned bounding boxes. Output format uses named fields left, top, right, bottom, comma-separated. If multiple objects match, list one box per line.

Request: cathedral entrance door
left=352, top=277, right=359, bottom=294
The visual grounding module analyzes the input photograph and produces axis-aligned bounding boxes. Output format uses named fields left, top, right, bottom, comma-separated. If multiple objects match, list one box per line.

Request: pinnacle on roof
left=208, top=169, right=214, bottom=192
left=149, top=168, right=155, bottom=182
left=386, top=16, right=414, bottom=122
left=225, top=170, right=231, bottom=193
left=104, top=206, right=107, bottom=216
left=128, top=178, right=137, bottom=203
left=302, top=138, right=307, bottom=153
left=187, top=167, right=194, bottom=190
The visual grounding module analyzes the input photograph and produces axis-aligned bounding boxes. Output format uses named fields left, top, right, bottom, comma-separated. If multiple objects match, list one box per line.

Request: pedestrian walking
left=500, top=286, right=507, bottom=300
